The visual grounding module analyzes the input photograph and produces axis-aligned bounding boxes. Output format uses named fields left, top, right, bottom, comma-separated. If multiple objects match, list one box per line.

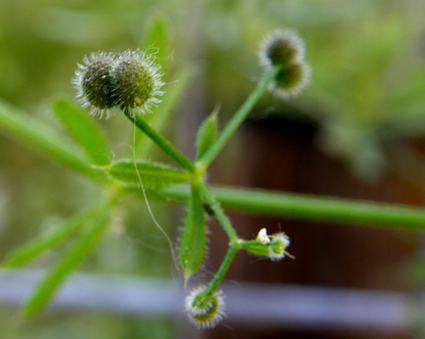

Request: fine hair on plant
left=2, top=22, right=425, bottom=330
left=72, top=32, right=306, bottom=327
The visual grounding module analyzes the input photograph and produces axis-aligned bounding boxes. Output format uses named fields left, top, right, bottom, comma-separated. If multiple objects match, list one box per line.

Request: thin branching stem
left=197, top=181, right=238, bottom=242
left=123, top=109, right=197, bottom=174
left=196, top=66, right=280, bottom=171
left=205, top=245, right=239, bottom=295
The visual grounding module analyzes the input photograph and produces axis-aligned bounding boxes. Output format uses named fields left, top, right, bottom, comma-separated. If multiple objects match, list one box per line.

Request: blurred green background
left=1, top=0, right=425, bottom=338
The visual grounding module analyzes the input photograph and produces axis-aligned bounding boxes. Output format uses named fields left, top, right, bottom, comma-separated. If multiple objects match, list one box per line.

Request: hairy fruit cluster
left=73, top=50, right=164, bottom=118
left=260, top=29, right=310, bottom=98
left=185, top=285, right=226, bottom=329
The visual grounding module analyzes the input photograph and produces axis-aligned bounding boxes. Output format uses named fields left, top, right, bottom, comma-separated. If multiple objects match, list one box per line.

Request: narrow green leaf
left=5, top=217, right=84, bottom=269
left=107, top=159, right=189, bottom=189
left=0, top=99, right=102, bottom=181
left=196, top=106, right=219, bottom=161
left=179, top=184, right=207, bottom=283
left=24, top=212, right=110, bottom=317
left=52, top=97, right=110, bottom=166
left=143, top=14, right=170, bottom=76
left=3, top=196, right=115, bottom=269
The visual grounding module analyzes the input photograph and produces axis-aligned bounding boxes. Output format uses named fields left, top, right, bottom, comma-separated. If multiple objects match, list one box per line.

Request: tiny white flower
left=256, top=228, right=271, bottom=244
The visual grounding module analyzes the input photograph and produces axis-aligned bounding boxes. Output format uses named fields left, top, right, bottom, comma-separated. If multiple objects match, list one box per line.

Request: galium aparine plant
left=70, top=28, right=309, bottom=329
left=3, top=18, right=425, bottom=332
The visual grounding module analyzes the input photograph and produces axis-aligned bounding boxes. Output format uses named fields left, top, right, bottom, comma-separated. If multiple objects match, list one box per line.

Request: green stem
left=196, top=66, right=280, bottom=170
left=197, top=181, right=238, bottom=242
left=123, top=109, right=197, bottom=174
left=205, top=245, right=238, bottom=295
left=155, top=184, right=425, bottom=230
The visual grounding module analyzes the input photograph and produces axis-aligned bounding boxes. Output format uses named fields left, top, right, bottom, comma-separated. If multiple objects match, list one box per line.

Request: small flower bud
left=256, top=228, right=271, bottom=244
left=259, top=29, right=305, bottom=67
left=73, top=52, right=117, bottom=118
left=185, top=285, right=226, bottom=329
left=113, top=49, right=164, bottom=115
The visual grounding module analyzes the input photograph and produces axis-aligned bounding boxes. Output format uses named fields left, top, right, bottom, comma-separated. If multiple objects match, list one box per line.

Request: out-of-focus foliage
left=0, top=0, right=425, bottom=337
left=204, top=0, right=425, bottom=179
left=0, top=1, right=184, bottom=337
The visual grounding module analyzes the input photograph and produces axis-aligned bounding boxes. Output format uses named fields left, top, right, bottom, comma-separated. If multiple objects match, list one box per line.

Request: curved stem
left=196, top=66, right=280, bottom=171
left=197, top=181, right=238, bottom=242
left=205, top=245, right=239, bottom=295
left=123, top=109, right=197, bottom=174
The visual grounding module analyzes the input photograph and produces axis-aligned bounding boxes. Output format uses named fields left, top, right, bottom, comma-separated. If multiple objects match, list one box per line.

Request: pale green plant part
left=25, top=199, right=116, bottom=317
left=52, top=98, right=111, bottom=166
left=106, top=159, right=189, bottom=189
left=196, top=106, right=219, bottom=161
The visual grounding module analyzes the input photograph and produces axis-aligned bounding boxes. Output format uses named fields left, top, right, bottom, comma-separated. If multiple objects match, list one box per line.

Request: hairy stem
left=123, top=109, right=197, bottom=174
left=197, top=181, right=238, bottom=242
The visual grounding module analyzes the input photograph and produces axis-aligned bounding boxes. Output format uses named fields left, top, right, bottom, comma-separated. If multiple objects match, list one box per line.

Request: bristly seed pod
left=113, top=49, right=164, bottom=116
left=73, top=52, right=117, bottom=119
left=272, top=62, right=311, bottom=99
left=259, top=29, right=311, bottom=99
left=259, top=29, right=305, bottom=67
left=185, top=285, right=226, bottom=329
left=73, top=49, right=164, bottom=118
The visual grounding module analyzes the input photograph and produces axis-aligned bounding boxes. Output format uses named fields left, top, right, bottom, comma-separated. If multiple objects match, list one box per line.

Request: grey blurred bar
left=0, top=269, right=414, bottom=332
